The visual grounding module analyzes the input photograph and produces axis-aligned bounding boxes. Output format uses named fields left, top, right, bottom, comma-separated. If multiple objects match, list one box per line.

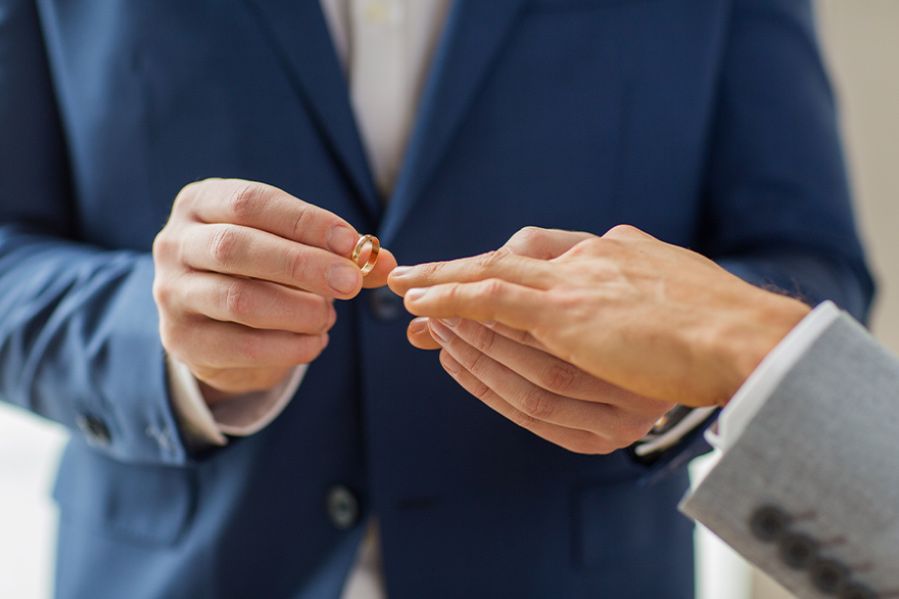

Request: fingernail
left=327, top=264, right=360, bottom=294
left=327, top=226, right=357, bottom=256
left=429, top=319, right=451, bottom=344
left=391, top=266, right=412, bottom=278
left=409, top=317, right=429, bottom=333
left=405, top=287, right=429, bottom=302
left=441, top=352, right=461, bottom=374
left=441, top=318, right=460, bottom=328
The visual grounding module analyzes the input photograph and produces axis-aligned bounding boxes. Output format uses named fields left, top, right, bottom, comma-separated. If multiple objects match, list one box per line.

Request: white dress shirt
left=165, top=1, right=837, bottom=596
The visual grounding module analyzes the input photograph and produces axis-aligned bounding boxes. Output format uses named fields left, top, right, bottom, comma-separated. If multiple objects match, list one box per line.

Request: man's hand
left=153, top=178, right=396, bottom=401
left=390, top=227, right=673, bottom=455
left=390, top=225, right=810, bottom=411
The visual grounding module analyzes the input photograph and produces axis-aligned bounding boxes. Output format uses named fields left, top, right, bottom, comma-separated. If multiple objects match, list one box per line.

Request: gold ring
left=351, top=234, right=380, bottom=276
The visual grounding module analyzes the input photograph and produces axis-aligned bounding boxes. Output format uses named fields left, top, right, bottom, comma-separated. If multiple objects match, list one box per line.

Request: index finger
left=403, top=279, right=548, bottom=333
left=177, top=178, right=360, bottom=257
left=388, top=248, right=555, bottom=297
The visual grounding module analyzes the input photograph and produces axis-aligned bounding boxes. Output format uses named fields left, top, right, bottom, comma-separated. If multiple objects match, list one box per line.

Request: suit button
left=750, top=505, right=791, bottom=542
left=326, top=485, right=360, bottom=530
left=838, top=582, right=877, bottom=599
left=76, top=414, right=111, bottom=447
left=810, top=558, right=849, bottom=594
left=778, top=532, right=818, bottom=569
left=369, top=287, right=403, bottom=321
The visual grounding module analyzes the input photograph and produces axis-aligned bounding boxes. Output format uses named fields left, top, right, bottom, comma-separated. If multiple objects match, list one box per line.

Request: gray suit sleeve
left=681, top=313, right=899, bottom=598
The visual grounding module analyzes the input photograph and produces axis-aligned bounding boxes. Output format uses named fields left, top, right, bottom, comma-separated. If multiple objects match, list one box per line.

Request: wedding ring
left=351, top=234, right=380, bottom=276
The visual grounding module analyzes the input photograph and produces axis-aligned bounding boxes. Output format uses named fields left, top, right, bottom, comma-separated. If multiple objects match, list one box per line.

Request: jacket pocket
left=52, top=439, right=197, bottom=546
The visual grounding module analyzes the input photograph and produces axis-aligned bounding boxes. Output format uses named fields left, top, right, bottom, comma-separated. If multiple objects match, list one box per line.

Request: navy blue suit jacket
left=0, top=0, right=873, bottom=597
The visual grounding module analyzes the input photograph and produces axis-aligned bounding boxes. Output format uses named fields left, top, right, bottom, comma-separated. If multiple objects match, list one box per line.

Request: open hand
left=390, top=225, right=809, bottom=412
left=390, top=227, right=673, bottom=454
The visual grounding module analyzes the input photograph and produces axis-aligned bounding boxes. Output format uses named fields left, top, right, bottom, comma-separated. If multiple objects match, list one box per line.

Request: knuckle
left=539, top=362, right=578, bottom=394
left=309, top=296, right=334, bottom=332
left=224, top=280, right=251, bottom=318
left=416, top=261, right=441, bottom=279
left=466, top=349, right=490, bottom=376
left=518, top=386, right=554, bottom=420
left=227, top=184, right=260, bottom=220
left=508, top=408, right=538, bottom=430
left=287, top=248, right=310, bottom=281
left=568, top=237, right=604, bottom=257
left=479, top=278, right=506, bottom=301
left=292, top=336, right=324, bottom=363
left=172, top=182, right=200, bottom=212
left=158, top=318, right=182, bottom=353
left=468, top=325, right=497, bottom=354
left=443, top=282, right=463, bottom=305
left=290, top=203, right=312, bottom=239
left=606, top=411, right=651, bottom=444
left=477, top=247, right=512, bottom=270
left=152, top=231, right=176, bottom=262
left=469, top=378, right=491, bottom=401
left=510, top=226, right=544, bottom=250
left=210, top=226, right=241, bottom=267
left=605, top=224, right=640, bottom=238
left=152, top=278, right=173, bottom=309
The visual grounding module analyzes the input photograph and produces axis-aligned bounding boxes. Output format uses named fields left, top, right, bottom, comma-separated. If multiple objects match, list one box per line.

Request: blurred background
left=0, top=1, right=897, bottom=597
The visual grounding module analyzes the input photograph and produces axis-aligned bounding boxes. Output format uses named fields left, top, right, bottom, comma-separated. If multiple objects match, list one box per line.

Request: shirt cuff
left=705, top=300, right=841, bottom=451
left=166, top=355, right=307, bottom=448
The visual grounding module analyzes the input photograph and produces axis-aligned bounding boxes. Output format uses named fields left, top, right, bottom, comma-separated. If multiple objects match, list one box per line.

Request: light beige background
left=0, top=1, right=896, bottom=598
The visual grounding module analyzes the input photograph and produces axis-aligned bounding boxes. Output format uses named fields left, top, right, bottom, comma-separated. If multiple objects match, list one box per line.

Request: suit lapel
left=243, top=0, right=381, bottom=221
left=379, top=0, right=527, bottom=245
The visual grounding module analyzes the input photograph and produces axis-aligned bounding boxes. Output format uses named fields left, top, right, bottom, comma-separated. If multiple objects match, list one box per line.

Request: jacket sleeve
left=699, top=0, right=874, bottom=319
left=680, top=313, right=897, bottom=596
left=0, top=0, right=190, bottom=465
left=637, top=0, right=874, bottom=476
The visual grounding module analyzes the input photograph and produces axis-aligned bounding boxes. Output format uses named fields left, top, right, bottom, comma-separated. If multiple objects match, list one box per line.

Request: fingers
left=482, top=321, right=549, bottom=353
left=407, top=317, right=441, bottom=350
left=439, top=320, right=606, bottom=402
left=169, top=272, right=337, bottom=334
left=162, top=317, right=329, bottom=370
left=437, top=351, right=617, bottom=455
left=388, top=247, right=555, bottom=297
left=429, top=320, right=618, bottom=432
left=504, top=226, right=596, bottom=259
left=361, top=247, right=398, bottom=289
left=402, top=279, right=548, bottom=332
left=407, top=317, right=548, bottom=353
left=459, top=320, right=672, bottom=416
left=176, top=179, right=361, bottom=257
left=181, top=223, right=364, bottom=298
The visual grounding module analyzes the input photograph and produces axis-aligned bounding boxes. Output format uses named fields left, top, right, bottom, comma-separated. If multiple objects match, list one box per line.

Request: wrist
left=191, top=365, right=295, bottom=407
left=714, top=292, right=811, bottom=405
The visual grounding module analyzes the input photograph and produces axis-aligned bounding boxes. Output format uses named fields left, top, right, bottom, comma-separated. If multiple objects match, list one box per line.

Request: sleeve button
left=76, top=414, right=112, bottom=447
left=778, top=532, right=818, bottom=569
left=750, top=505, right=791, bottom=543
left=809, top=558, right=849, bottom=594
